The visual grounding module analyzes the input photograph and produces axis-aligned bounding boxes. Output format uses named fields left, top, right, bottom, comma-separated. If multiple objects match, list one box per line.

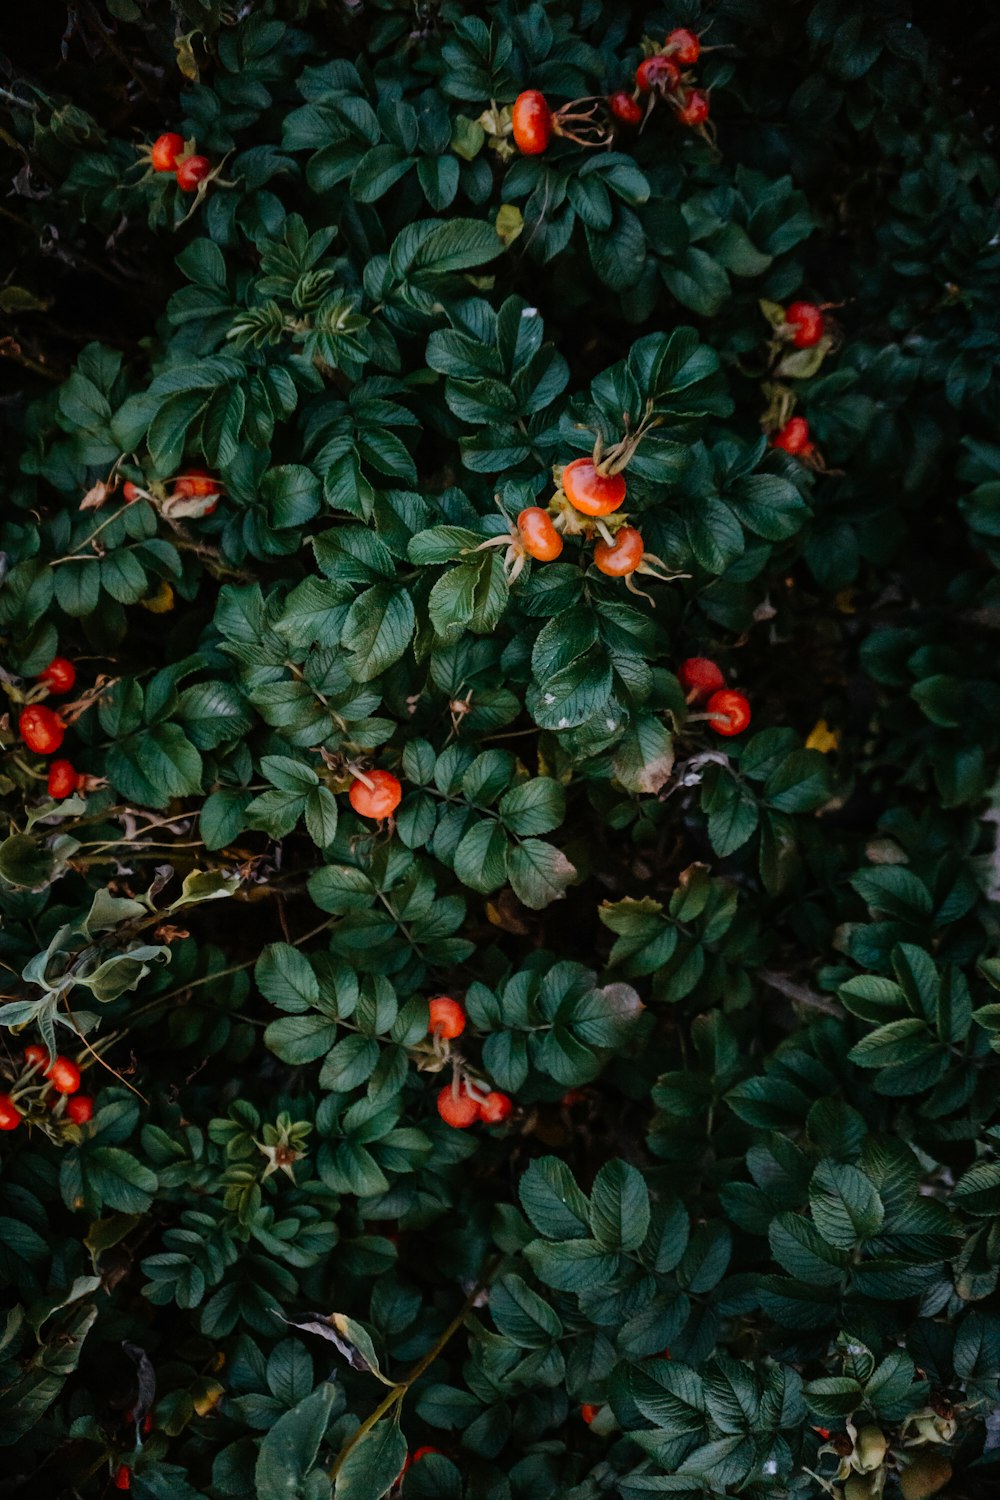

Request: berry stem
left=328, top=1270, right=495, bottom=1478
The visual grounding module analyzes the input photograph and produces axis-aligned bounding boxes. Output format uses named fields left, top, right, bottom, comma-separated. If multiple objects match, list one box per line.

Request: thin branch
left=329, top=1274, right=489, bottom=1478
left=758, top=969, right=842, bottom=1017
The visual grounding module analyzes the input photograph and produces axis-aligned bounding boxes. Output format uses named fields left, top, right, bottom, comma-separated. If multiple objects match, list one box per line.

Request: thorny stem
left=329, top=1273, right=493, bottom=1478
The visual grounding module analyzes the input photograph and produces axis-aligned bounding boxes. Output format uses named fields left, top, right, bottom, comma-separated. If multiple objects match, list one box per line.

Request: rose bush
left=1, top=2, right=999, bottom=1497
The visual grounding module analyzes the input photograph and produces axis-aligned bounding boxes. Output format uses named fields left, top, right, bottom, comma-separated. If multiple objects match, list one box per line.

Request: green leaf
left=524, top=1237, right=620, bottom=1293
left=809, top=1160, right=884, bottom=1250
left=589, top=1160, right=650, bottom=1252
left=343, top=583, right=415, bottom=681
left=519, top=1157, right=591, bottom=1239
left=507, top=839, right=576, bottom=909
left=334, top=1418, right=408, bottom=1498
left=107, top=725, right=203, bottom=810
left=256, top=1381, right=337, bottom=1500
left=498, top=779, right=565, bottom=836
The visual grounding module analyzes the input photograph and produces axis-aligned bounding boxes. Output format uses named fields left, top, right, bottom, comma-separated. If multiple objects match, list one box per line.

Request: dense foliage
left=2, top=1, right=1000, bottom=1496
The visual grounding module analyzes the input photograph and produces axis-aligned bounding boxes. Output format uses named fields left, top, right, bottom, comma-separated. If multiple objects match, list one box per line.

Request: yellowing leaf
left=141, top=582, right=175, bottom=613
left=495, top=204, right=524, bottom=245
left=174, top=31, right=200, bottom=82
left=806, top=719, right=839, bottom=754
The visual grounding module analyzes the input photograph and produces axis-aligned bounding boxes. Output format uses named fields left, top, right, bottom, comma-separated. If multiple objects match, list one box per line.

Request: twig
left=758, top=969, right=842, bottom=1017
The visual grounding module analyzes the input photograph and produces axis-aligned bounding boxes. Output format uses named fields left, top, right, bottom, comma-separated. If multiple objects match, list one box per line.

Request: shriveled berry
left=677, top=89, right=710, bottom=127
left=517, top=507, right=563, bottom=562
left=581, top=1403, right=599, bottom=1424
left=19, top=705, right=65, bottom=755
left=785, top=301, right=825, bottom=348
left=665, top=27, right=700, bottom=66
left=678, top=658, right=725, bottom=698
left=428, top=996, right=466, bottom=1040
left=122, top=480, right=142, bottom=503
left=48, top=759, right=81, bottom=800
left=478, top=1091, right=513, bottom=1124
left=437, top=1085, right=479, bottom=1129
left=151, top=132, right=185, bottom=172
left=608, top=90, right=643, bottom=126
left=561, top=458, right=626, bottom=517
left=40, top=656, right=76, bottom=693
left=0, top=1094, right=21, bottom=1131
left=23, top=1044, right=48, bottom=1070
left=66, top=1094, right=94, bottom=1124
left=706, top=689, right=751, bottom=737
left=770, top=416, right=813, bottom=456
left=176, top=154, right=211, bottom=192
left=636, top=55, right=681, bottom=94
left=349, top=770, right=402, bottom=821
left=114, top=1467, right=132, bottom=1492
left=47, top=1056, right=81, bottom=1095
left=512, top=90, right=552, bottom=155
left=594, top=526, right=644, bottom=577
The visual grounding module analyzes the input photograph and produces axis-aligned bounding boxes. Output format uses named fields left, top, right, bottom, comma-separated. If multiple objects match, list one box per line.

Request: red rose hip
left=517, top=508, right=563, bottom=562
left=512, top=91, right=552, bottom=155
left=0, top=1094, right=21, bottom=1131
left=40, top=656, right=76, bottom=693
left=173, top=467, right=219, bottom=497
left=349, top=770, right=402, bottom=821
left=66, top=1094, right=94, bottom=1124
left=478, top=1091, right=512, bottom=1124
left=151, top=132, right=185, bottom=172
left=437, top=1085, right=479, bottom=1129
left=428, top=996, right=466, bottom=1040
left=48, top=760, right=81, bottom=800
left=636, top=55, right=681, bottom=94
left=19, top=705, right=65, bottom=755
left=561, top=458, right=626, bottom=517
left=770, top=417, right=813, bottom=456
left=176, top=154, right=211, bottom=192
left=784, top=301, right=825, bottom=348
left=609, top=90, right=643, bottom=126
left=678, top=658, right=725, bottom=698
left=665, top=28, right=701, bottom=66
left=594, top=526, right=644, bottom=577
left=47, top=1057, right=81, bottom=1095
left=677, top=89, right=710, bottom=127
left=706, top=690, right=751, bottom=737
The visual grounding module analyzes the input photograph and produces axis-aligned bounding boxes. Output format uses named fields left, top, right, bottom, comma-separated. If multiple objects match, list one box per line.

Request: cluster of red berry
left=611, top=27, right=709, bottom=131
left=427, top=997, right=513, bottom=1129
left=148, top=132, right=212, bottom=193
left=767, top=301, right=828, bottom=458
left=679, top=656, right=751, bottom=737
left=17, top=653, right=86, bottom=798
left=514, top=459, right=660, bottom=582
left=511, top=27, right=707, bottom=156
left=0, top=1045, right=93, bottom=1132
